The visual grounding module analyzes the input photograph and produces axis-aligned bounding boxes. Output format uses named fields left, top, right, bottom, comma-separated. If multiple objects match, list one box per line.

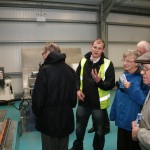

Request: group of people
left=110, top=44, right=150, bottom=150
left=32, top=39, right=150, bottom=150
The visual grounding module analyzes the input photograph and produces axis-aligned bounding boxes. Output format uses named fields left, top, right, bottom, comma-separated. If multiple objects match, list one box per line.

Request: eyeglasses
left=42, top=50, right=47, bottom=56
left=121, top=59, right=134, bottom=64
left=139, top=65, right=150, bottom=73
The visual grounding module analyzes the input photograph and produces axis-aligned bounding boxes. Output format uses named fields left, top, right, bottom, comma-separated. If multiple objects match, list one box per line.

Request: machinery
left=0, top=67, right=14, bottom=102
left=28, top=71, right=38, bottom=89
left=19, top=71, right=38, bottom=133
left=27, top=71, right=38, bottom=96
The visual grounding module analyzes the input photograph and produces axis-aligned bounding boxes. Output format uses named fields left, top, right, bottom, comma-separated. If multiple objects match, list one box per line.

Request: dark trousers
left=104, top=110, right=110, bottom=130
left=117, top=127, right=141, bottom=150
left=72, top=105, right=106, bottom=150
left=91, top=109, right=110, bottom=130
left=41, top=133, right=69, bottom=150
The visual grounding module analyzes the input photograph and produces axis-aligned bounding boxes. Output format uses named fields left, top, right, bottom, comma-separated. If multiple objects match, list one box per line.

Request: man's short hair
left=92, top=38, right=105, bottom=49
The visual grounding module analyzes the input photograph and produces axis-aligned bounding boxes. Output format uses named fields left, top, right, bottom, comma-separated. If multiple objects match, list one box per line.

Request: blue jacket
left=110, top=71, right=149, bottom=131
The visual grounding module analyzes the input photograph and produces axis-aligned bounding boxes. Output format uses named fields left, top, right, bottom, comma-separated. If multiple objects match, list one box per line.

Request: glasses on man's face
left=139, top=65, right=150, bottom=73
left=42, top=50, right=47, bottom=56
left=121, top=59, right=134, bottom=64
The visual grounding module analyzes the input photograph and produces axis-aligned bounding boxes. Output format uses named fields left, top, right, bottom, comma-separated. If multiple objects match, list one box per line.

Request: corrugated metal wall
left=0, top=7, right=98, bottom=95
left=0, top=7, right=150, bottom=95
left=0, top=7, right=97, bottom=72
left=107, top=13, right=150, bottom=80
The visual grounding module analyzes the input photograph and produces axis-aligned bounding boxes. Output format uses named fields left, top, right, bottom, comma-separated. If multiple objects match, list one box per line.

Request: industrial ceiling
left=0, top=0, right=149, bottom=16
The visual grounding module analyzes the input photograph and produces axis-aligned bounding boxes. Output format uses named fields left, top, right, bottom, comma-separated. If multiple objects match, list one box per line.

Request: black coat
left=32, top=51, right=77, bottom=137
left=76, top=52, right=115, bottom=109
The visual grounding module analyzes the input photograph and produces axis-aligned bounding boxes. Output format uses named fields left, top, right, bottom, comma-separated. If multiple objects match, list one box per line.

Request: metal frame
left=0, top=18, right=97, bottom=24
left=0, top=0, right=99, bottom=11
left=0, top=40, right=92, bottom=44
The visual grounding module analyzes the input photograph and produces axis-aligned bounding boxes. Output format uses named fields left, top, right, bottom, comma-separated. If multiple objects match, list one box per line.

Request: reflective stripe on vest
left=80, top=57, right=111, bottom=109
left=80, top=57, right=87, bottom=91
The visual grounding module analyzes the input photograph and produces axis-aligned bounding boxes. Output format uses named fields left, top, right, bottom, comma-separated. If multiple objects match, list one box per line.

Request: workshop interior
left=0, top=0, right=150, bottom=150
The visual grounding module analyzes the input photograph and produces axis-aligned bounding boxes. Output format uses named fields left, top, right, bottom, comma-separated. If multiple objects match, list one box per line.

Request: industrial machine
left=19, top=71, right=38, bottom=133
left=28, top=71, right=38, bottom=89
left=0, top=67, right=14, bottom=102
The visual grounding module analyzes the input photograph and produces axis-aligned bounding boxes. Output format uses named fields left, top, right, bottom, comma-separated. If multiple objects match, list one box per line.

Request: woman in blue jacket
left=110, top=50, right=149, bottom=150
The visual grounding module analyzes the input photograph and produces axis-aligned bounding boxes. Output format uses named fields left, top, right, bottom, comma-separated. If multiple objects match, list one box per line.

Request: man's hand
left=91, top=69, right=101, bottom=83
left=132, top=121, right=140, bottom=141
left=77, top=90, right=85, bottom=101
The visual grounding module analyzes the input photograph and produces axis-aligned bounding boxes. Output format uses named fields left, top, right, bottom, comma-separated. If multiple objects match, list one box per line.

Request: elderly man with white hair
left=136, top=41, right=150, bottom=56
left=132, top=51, right=150, bottom=150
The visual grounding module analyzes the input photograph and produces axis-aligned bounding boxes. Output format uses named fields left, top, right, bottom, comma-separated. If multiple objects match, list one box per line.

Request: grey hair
left=137, top=41, right=150, bottom=52
left=123, top=49, right=140, bottom=60
left=44, top=42, right=61, bottom=53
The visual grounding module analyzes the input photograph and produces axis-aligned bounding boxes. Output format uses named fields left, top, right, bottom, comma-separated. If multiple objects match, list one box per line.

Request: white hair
left=137, top=41, right=150, bottom=52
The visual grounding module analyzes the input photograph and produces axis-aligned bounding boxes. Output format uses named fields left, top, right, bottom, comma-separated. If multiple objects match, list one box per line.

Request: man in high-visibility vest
left=69, top=39, right=115, bottom=150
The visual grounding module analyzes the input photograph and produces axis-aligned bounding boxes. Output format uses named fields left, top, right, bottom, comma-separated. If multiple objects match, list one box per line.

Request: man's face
left=91, top=41, right=104, bottom=58
left=141, top=64, right=150, bottom=85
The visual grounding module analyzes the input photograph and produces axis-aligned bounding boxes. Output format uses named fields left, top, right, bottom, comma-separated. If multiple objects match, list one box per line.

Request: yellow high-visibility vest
left=80, top=57, right=111, bottom=109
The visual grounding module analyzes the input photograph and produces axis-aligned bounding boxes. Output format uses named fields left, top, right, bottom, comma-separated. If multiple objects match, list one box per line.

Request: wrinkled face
left=136, top=46, right=147, bottom=56
left=91, top=41, right=104, bottom=59
left=122, top=55, right=138, bottom=73
left=140, top=64, right=150, bottom=85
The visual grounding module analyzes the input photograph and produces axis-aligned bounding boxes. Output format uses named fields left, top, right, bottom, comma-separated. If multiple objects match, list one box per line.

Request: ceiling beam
left=102, top=0, right=118, bottom=19
left=112, top=5, right=150, bottom=16
left=0, top=0, right=99, bottom=11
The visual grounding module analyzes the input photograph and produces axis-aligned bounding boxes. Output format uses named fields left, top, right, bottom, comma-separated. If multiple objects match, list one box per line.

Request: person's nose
left=140, top=70, right=145, bottom=75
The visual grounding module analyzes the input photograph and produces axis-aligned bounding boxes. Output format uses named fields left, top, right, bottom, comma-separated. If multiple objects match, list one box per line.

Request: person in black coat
left=32, top=42, right=77, bottom=150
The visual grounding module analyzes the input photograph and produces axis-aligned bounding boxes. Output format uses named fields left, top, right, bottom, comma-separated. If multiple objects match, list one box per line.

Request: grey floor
left=0, top=90, right=117, bottom=150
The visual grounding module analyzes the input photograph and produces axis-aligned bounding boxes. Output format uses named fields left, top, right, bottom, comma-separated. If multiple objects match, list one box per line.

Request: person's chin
left=93, top=54, right=100, bottom=58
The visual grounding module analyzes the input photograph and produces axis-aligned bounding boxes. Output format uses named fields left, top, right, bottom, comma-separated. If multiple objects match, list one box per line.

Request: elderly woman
left=110, top=50, right=149, bottom=150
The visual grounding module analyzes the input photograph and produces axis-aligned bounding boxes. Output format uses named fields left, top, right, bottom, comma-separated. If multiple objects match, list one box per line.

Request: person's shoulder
left=104, top=58, right=114, bottom=66
left=84, top=52, right=91, bottom=59
left=65, top=63, right=76, bottom=72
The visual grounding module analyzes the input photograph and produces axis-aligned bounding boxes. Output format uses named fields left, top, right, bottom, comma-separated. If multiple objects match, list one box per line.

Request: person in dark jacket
left=32, top=42, right=77, bottom=150
left=69, top=38, right=115, bottom=150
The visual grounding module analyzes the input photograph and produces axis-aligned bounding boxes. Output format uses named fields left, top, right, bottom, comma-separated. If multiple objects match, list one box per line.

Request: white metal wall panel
left=108, top=25, right=150, bottom=42
left=0, top=7, right=97, bottom=21
left=0, top=7, right=98, bottom=95
left=0, top=22, right=97, bottom=41
left=107, top=13, right=150, bottom=25
left=107, top=13, right=150, bottom=81
left=108, top=44, right=136, bottom=67
left=108, top=43, right=137, bottom=81
left=0, top=45, right=21, bottom=72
